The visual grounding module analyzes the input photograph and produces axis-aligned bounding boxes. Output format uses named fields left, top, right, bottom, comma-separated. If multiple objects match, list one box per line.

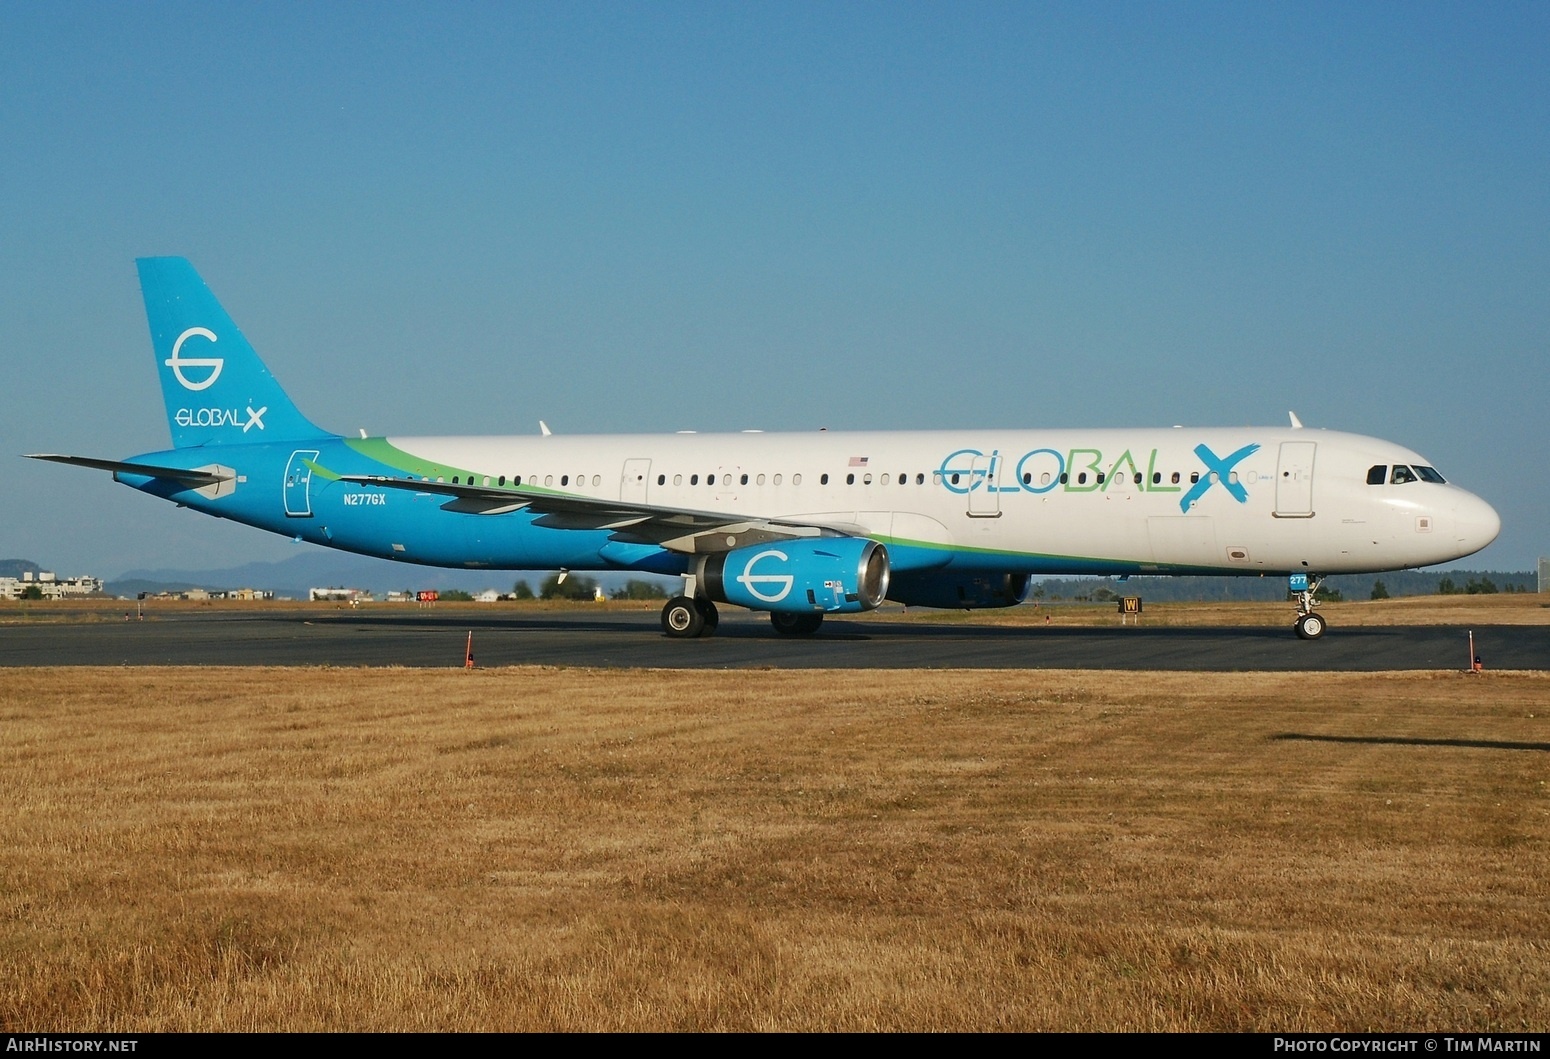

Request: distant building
left=224, top=588, right=274, bottom=601
left=0, top=571, right=104, bottom=600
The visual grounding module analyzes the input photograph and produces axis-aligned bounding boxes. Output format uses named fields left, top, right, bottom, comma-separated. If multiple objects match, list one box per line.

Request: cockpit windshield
left=1368, top=464, right=1448, bottom=485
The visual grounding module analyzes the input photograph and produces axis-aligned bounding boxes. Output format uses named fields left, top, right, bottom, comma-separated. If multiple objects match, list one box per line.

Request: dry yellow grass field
left=2, top=665, right=1546, bottom=1031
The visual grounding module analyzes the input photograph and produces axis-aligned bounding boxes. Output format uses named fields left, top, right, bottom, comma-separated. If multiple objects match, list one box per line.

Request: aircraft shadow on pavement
left=1273, top=733, right=1550, bottom=754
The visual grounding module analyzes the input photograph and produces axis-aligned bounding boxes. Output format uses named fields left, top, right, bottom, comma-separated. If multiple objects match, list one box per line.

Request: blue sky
left=3, top=1, right=1545, bottom=575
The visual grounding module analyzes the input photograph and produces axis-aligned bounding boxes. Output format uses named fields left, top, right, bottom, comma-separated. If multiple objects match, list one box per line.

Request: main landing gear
left=770, top=611, right=823, bottom=637
left=658, top=572, right=829, bottom=639
left=661, top=596, right=719, bottom=639
left=1292, top=575, right=1326, bottom=640
left=659, top=594, right=825, bottom=639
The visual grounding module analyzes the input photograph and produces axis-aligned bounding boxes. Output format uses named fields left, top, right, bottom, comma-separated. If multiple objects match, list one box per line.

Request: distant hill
left=0, top=559, right=44, bottom=580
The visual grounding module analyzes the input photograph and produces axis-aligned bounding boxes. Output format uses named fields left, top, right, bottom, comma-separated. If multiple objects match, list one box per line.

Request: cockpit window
left=1390, top=465, right=1418, bottom=485
left=1414, top=465, right=1446, bottom=484
left=1366, top=465, right=1387, bottom=485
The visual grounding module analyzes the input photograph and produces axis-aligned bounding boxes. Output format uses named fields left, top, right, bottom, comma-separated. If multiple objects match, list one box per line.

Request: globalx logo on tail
left=166, top=327, right=265, bottom=431
left=172, top=405, right=267, bottom=432
left=165, top=327, right=224, bottom=390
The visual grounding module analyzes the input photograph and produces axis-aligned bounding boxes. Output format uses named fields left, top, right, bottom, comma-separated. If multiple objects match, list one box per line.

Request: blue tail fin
left=137, top=257, right=333, bottom=447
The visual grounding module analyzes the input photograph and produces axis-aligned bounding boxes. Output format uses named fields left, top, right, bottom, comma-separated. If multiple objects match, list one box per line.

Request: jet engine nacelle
left=887, top=571, right=1031, bottom=610
left=702, top=538, right=890, bottom=614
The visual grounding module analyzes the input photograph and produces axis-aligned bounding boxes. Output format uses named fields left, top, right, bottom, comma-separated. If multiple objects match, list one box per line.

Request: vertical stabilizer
left=137, top=257, right=333, bottom=447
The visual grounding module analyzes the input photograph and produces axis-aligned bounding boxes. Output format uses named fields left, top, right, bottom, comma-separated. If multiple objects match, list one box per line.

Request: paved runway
left=2, top=608, right=1544, bottom=669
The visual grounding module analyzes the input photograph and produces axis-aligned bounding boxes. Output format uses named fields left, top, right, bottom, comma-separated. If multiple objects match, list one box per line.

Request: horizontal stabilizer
left=25, top=454, right=233, bottom=487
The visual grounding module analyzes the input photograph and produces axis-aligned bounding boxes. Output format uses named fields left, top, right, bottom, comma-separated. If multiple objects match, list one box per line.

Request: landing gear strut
left=1293, top=576, right=1326, bottom=640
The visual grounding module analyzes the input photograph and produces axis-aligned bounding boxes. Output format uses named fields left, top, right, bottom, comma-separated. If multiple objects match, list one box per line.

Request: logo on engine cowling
left=736, top=549, right=794, bottom=603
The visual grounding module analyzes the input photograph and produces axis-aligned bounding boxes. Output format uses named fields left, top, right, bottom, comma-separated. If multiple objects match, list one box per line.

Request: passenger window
left=1096, top=473, right=1105, bottom=484
left=543, top=475, right=553, bottom=486
left=847, top=473, right=855, bottom=485
left=1023, top=472, right=1032, bottom=485
left=916, top=473, right=924, bottom=484
left=1190, top=472, right=1200, bottom=484
left=863, top=473, right=872, bottom=485
left=690, top=474, right=699, bottom=485
left=592, top=475, right=601, bottom=487
left=1077, top=472, right=1087, bottom=484
left=1171, top=472, right=1180, bottom=484
left=1151, top=473, right=1160, bottom=485
left=707, top=474, right=716, bottom=485
left=950, top=473, right=960, bottom=485
left=1367, top=465, right=1386, bottom=485
left=673, top=474, right=682, bottom=486
left=820, top=474, right=829, bottom=485
left=514, top=476, right=522, bottom=486
left=657, top=474, right=665, bottom=485
left=756, top=474, right=765, bottom=485
left=498, top=476, right=506, bottom=486
left=772, top=474, right=781, bottom=485
left=792, top=474, right=801, bottom=485
left=741, top=474, right=748, bottom=485
left=1060, top=473, right=1068, bottom=484
left=1134, top=473, right=1143, bottom=485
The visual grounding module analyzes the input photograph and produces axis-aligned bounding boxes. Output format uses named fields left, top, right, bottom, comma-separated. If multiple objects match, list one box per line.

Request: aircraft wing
left=25, top=454, right=234, bottom=487
left=339, top=473, right=866, bottom=554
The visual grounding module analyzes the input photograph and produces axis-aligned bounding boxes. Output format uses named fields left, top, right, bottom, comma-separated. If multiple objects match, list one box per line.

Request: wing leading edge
left=339, top=473, right=864, bottom=554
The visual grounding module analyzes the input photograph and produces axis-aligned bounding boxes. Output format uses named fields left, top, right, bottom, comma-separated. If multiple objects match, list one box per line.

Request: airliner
left=30, top=258, right=1501, bottom=640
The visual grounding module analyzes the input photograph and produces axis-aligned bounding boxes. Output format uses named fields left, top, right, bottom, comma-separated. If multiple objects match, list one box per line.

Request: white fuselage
left=371, top=425, right=1499, bottom=576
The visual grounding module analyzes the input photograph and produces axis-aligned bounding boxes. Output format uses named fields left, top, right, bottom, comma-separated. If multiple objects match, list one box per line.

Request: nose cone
left=1452, top=491, right=1501, bottom=559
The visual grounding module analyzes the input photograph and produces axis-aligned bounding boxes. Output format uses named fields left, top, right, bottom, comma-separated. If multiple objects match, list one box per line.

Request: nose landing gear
left=1291, top=574, right=1326, bottom=640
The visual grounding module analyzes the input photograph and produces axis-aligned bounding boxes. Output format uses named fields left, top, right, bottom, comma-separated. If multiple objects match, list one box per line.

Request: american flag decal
left=848, top=456, right=869, bottom=467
